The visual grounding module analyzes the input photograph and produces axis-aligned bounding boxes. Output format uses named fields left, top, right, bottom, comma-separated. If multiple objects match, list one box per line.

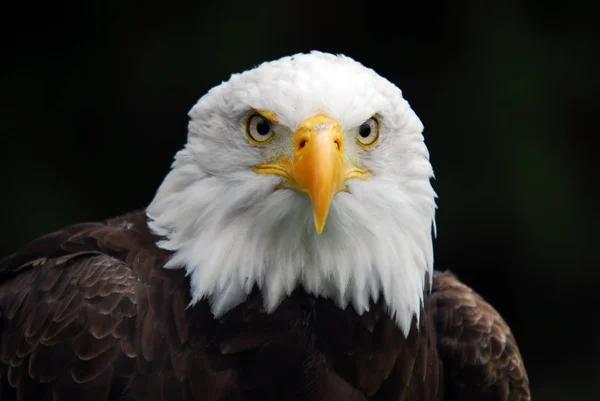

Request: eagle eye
left=246, top=113, right=275, bottom=145
left=356, top=117, right=380, bottom=147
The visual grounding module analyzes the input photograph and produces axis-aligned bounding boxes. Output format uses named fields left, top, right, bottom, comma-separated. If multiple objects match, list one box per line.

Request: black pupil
left=256, top=118, right=271, bottom=136
left=359, top=123, right=371, bottom=138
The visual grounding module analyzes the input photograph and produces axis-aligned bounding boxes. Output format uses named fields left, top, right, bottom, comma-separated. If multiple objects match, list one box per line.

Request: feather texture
left=0, top=211, right=529, bottom=400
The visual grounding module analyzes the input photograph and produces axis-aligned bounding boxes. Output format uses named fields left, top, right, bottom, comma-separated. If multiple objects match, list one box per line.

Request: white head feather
left=147, top=51, right=437, bottom=336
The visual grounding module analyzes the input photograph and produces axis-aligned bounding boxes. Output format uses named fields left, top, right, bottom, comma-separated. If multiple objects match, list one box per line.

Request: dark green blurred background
left=1, top=0, right=598, bottom=399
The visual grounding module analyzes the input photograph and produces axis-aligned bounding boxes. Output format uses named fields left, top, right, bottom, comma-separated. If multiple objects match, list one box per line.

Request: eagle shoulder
left=431, top=271, right=531, bottom=401
left=0, top=252, right=137, bottom=400
left=0, top=211, right=196, bottom=401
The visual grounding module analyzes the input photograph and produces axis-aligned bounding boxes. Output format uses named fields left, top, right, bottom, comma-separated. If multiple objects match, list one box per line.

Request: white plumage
left=147, top=51, right=437, bottom=336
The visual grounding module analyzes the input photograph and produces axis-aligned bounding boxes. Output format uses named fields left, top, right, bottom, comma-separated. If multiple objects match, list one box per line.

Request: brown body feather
left=0, top=211, right=530, bottom=401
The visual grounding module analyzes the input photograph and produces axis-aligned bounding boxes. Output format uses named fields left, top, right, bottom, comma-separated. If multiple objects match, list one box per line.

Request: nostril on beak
left=299, top=139, right=307, bottom=149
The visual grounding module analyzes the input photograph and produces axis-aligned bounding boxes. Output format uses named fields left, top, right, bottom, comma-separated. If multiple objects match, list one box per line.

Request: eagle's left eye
left=246, top=113, right=275, bottom=145
left=356, top=117, right=380, bottom=147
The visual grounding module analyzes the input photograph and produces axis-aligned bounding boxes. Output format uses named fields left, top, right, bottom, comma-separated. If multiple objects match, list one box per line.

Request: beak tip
left=314, top=214, right=327, bottom=235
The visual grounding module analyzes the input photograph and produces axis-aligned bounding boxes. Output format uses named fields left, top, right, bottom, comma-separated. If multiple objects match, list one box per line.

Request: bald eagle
left=0, top=52, right=530, bottom=401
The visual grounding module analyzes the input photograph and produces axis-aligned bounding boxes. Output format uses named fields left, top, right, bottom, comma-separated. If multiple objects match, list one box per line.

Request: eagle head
left=147, top=51, right=436, bottom=336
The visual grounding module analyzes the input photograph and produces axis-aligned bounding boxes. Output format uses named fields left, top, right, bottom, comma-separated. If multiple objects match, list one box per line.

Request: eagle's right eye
left=246, top=113, right=275, bottom=145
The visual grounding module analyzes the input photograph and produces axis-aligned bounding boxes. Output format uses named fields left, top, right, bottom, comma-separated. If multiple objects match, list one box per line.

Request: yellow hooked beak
left=254, top=115, right=369, bottom=234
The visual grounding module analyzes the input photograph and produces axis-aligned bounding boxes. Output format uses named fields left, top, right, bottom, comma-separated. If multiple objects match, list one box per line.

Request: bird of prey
left=0, top=51, right=530, bottom=401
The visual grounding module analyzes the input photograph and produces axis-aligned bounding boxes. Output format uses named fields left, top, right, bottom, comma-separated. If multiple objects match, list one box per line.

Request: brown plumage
left=0, top=211, right=530, bottom=400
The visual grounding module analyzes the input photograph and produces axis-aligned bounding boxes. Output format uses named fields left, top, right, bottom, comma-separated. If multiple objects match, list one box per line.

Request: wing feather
left=0, top=211, right=248, bottom=401
left=0, top=233, right=139, bottom=400
left=431, top=271, right=531, bottom=401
